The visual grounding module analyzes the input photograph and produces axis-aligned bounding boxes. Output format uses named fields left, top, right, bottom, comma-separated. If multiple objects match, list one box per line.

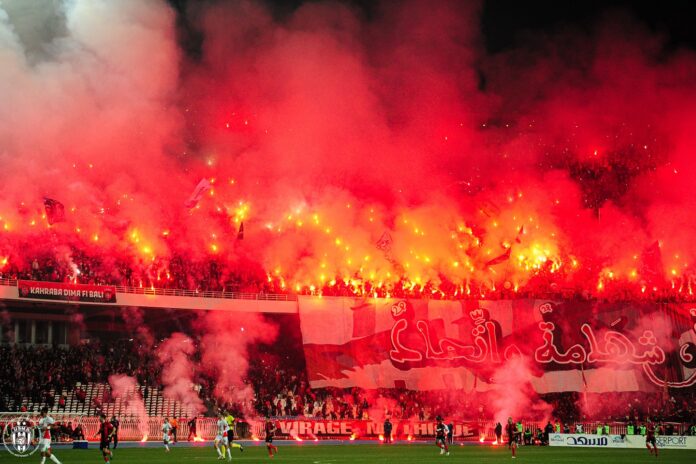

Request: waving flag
left=485, top=247, right=511, bottom=266
left=43, top=198, right=66, bottom=225
left=376, top=231, right=393, bottom=251
left=184, top=178, right=212, bottom=209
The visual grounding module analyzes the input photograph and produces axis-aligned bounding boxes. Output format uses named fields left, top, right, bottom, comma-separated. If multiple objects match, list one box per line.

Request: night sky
left=169, top=0, right=696, bottom=55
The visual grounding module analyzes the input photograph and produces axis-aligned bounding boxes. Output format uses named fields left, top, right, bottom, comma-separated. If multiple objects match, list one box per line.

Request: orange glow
left=0, top=185, right=690, bottom=302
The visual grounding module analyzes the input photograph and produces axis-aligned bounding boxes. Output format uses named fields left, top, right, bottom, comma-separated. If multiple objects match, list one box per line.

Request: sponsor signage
left=18, top=280, right=116, bottom=304
left=550, top=434, right=696, bottom=450
left=549, top=433, right=626, bottom=448
left=626, top=434, right=696, bottom=450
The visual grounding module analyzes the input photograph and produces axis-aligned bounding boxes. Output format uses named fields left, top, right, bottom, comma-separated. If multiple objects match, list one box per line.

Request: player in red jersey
left=264, top=418, right=279, bottom=458
left=435, top=416, right=450, bottom=456
left=646, top=420, right=658, bottom=457
left=92, top=414, right=115, bottom=464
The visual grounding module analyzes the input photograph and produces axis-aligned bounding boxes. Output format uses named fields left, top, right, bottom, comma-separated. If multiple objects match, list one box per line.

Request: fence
left=3, top=414, right=688, bottom=442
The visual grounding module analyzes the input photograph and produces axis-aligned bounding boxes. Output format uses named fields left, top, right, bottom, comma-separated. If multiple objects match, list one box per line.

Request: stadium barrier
left=247, top=419, right=692, bottom=442
left=550, top=433, right=696, bottom=450
left=1, top=414, right=691, bottom=443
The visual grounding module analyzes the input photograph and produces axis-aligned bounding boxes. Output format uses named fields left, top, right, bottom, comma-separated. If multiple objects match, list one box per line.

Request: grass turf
left=0, top=444, right=693, bottom=463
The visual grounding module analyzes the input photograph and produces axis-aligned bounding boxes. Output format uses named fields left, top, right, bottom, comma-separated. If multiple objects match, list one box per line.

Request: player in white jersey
left=38, top=407, right=62, bottom=464
left=162, top=418, right=172, bottom=452
left=214, top=413, right=231, bottom=461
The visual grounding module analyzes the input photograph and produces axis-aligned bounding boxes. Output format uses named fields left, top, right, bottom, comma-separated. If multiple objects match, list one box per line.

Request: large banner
left=299, top=297, right=696, bottom=392
left=18, top=280, right=117, bottom=304
left=263, top=419, right=478, bottom=440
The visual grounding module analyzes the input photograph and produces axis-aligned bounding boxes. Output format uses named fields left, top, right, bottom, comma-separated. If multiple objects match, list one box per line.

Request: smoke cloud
left=156, top=332, right=206, bottom=414
left=196, top=311, right=278, bottom=412
left=0, top=0, right=694, bottom=297
left=108, top=374, right=150, bottom=438
left=490, top=356, right=552, bottom=423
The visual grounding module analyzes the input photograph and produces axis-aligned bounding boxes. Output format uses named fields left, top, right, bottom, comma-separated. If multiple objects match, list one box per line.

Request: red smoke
left=196, top=312, right=278, bottom=412
left=156, top=332, right=206, bottom=414
left=109, top=374, right=150, bottom=438
left=489, top=356, right=553, bottom=423
left=0, top=0, right=695, bottom=299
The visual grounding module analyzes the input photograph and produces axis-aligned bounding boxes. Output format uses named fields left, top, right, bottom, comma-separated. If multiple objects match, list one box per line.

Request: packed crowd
left=1, top=250, right=696, bottom=302
left=245, top=346, right=696, bottom=426
left=254, top=375, right=695, bottom=425
left=0, top=343, right=159, bottom=413
left=1, top=341, right=695, bottom=430
left=0, top=251, right=275, bottom=294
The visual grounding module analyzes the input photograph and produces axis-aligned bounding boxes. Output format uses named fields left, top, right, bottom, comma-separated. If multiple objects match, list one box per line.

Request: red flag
left=479, top=200, right=500, bottom=218
left=43, top=198, right=65, bottom=225
left=515, top=225, right=524, bottom=243
left=485, top=248, right=511, bottom=267
left=376, top=231, right=393, bottom=251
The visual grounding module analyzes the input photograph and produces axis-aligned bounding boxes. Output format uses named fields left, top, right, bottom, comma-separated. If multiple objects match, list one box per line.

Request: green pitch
left=0, top=444, right=694, bottom=463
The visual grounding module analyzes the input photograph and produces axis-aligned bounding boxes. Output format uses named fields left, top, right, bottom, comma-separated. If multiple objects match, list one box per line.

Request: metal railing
left=113, top=285, right=297, bottom=301
left=0, top=278, right=297, bottom=302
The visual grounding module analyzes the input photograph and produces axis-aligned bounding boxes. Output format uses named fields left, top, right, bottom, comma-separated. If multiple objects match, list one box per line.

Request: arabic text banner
left=298, top=297, right=696, bottom=392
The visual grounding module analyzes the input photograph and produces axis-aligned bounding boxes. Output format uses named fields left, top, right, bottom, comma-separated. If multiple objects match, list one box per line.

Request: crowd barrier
left=1, top=414, right=691, bottom=442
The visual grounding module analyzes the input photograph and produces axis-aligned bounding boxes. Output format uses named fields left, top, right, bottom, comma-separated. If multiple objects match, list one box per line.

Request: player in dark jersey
left=264, top=417, right=279, bottom=458
left=187, top=417, right=197, bottom=441
left=92, top=414, right=114, bottom=464
left=506, top=417, right=518, bottom=459
left=435, top=416, right=450, bottom=456
left=109, top=416, right=120, bottom=452
left=645, top=420, right=658, bottom=457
